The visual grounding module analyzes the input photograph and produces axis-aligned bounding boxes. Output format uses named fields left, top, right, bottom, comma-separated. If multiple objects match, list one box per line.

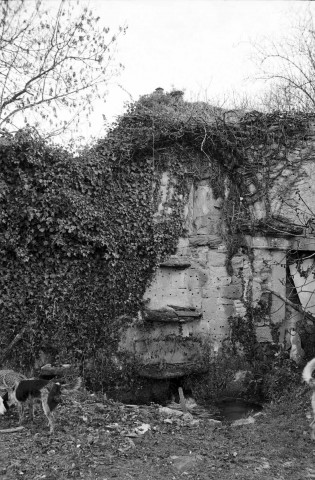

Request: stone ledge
left=144, top=307, right=202, bottom=323
left=137, top=362, right=206, bottom=379
left=159, top=257, right=191, bottom=269
left=189, top=234, right=222, bottom=248
left=39, top=364, right=72, bottom=379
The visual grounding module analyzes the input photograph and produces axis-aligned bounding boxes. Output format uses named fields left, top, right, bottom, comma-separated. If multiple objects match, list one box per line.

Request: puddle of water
left=215, top=398, right=263, bottom=421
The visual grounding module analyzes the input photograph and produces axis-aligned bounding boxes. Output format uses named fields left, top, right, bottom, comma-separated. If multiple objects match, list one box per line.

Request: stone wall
left=119, top=139, right=315, bottom=378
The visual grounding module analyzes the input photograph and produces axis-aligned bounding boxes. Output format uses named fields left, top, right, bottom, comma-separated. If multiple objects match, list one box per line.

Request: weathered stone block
left=176, top=247, right=191, bottom=257
left=187, top=272, right=200, bottom=290
left=221, top=284, right=243, bottom=299
left=207, top=250, right=227, bottom=267
left=217, top=297, right=234, bottom=305
left=191, top=247, right=209, bottom=267
left=194, top=215, right=210, bottom=232
left=177, top=237, right=190, bottom=248
left=201, top=297, right=220, bottom=317
left=193, top=185, right=212, bottom=217
left=201, top=286, right=220, bottom=298
left=189, top=234, right=222, bottom=247
left=231, top=255, right=244, bottom=268
left=195, top=269, right=208, bottom=287
left=256, top=326, right=273, bottom=343
left=217, top=276, right=232, bottom=286
left=220, top=304, right=234, bottom=317
left=160, top=257, right=191, bottom=269
left=196, top=226, right=210, bottom=235
left=231, top=275, right=243, bottom=285
left=209, top=266, right=229, bottom=279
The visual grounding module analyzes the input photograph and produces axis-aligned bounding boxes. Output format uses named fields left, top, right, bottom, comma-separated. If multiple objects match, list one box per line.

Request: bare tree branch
left=253, top=11, right=315, bottom=112
left=266, top=287, right=315, bottom=323
left=0, top=0, right=126, bottom=139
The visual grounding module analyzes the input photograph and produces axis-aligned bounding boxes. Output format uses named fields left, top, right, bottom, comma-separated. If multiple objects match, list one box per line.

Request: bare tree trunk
left=0, top=426, right=24, bottom=433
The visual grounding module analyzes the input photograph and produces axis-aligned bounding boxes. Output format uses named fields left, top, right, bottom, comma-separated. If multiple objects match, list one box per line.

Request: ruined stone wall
left=120, top=175, right=249, bottom=377
left=120, top=139, right=315, bottom=378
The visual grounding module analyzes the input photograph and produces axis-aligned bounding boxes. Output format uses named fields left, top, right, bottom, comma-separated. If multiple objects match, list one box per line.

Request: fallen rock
left=182, top=412, right=194, bottom=422
left=231, top=416, right=255, bottom=427
left=188, top=419, right=200, bottom=427
left=208, top=419, right=222, bottom=426
left=95, top=403, right=106, bottom=413
left=169, top=454, right=203, bottom=473
left=134, top=423, right=151, bottom=435
left=159, top=407, right=184, bottom=417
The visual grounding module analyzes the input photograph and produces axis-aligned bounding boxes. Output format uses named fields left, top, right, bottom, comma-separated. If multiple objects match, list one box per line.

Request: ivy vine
left=0, top=91, right=310, bottom=390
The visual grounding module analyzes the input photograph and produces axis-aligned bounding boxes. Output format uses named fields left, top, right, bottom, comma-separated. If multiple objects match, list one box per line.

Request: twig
left=200, top=126, right=211, bottom=163
left=0, top=426, right=24, bottom=433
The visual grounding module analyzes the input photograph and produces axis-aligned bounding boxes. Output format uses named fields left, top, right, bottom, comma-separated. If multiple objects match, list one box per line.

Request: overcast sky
left=77, top=0, right=315, bottom=142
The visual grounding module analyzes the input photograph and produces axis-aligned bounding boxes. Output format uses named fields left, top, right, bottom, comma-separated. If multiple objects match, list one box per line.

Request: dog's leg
left=311, top=390, right=315, bottom=441
left=30, top=398, right=35, bottom=421
left=46, top=411, right=55, bottom=434
left=17, top=402, right=24, bottom=425
left=41, top=389, right=54, bottom=434
left=42, top=405, right=54, bottom=434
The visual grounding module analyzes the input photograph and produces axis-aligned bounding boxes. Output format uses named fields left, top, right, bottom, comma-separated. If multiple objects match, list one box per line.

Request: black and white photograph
left=1, top=1, right=315, bottom=478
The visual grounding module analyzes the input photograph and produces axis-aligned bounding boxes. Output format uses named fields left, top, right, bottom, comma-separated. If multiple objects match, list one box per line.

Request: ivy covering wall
left=0, top=90, right=309, bottom=386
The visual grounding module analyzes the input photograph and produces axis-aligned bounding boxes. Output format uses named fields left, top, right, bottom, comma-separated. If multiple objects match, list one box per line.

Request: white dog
left=302, top=358, right=315, bottom=440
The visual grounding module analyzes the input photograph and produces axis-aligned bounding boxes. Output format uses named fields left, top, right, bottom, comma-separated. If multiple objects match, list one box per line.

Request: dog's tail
left=303, top=358, right=315, bottom=388
left=61, top=376, right=82, bottom=394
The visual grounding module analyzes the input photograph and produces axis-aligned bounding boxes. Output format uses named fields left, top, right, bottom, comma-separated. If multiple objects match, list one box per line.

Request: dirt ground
left=0, top=387, right=315, bottom=480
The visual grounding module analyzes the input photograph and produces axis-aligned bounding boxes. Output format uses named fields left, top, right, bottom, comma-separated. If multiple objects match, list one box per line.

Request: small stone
left=231, top=416, right=255, bottom=427
left=208, top=419, right=222, bottom=426
left=182, top=412, right=194, bottom=422
left=170, top=454, right=203, bottom=473
left=159, top=407, right=184, bottom=417
left=95, top=403, right=106, bottom=412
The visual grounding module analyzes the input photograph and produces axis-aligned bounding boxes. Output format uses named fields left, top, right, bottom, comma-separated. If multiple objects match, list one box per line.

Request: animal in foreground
left=4, top=379, right=62, bottom=434
left=2, top=375, right=82, bottom=434
left=302, top=358, right=315, bottom=440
